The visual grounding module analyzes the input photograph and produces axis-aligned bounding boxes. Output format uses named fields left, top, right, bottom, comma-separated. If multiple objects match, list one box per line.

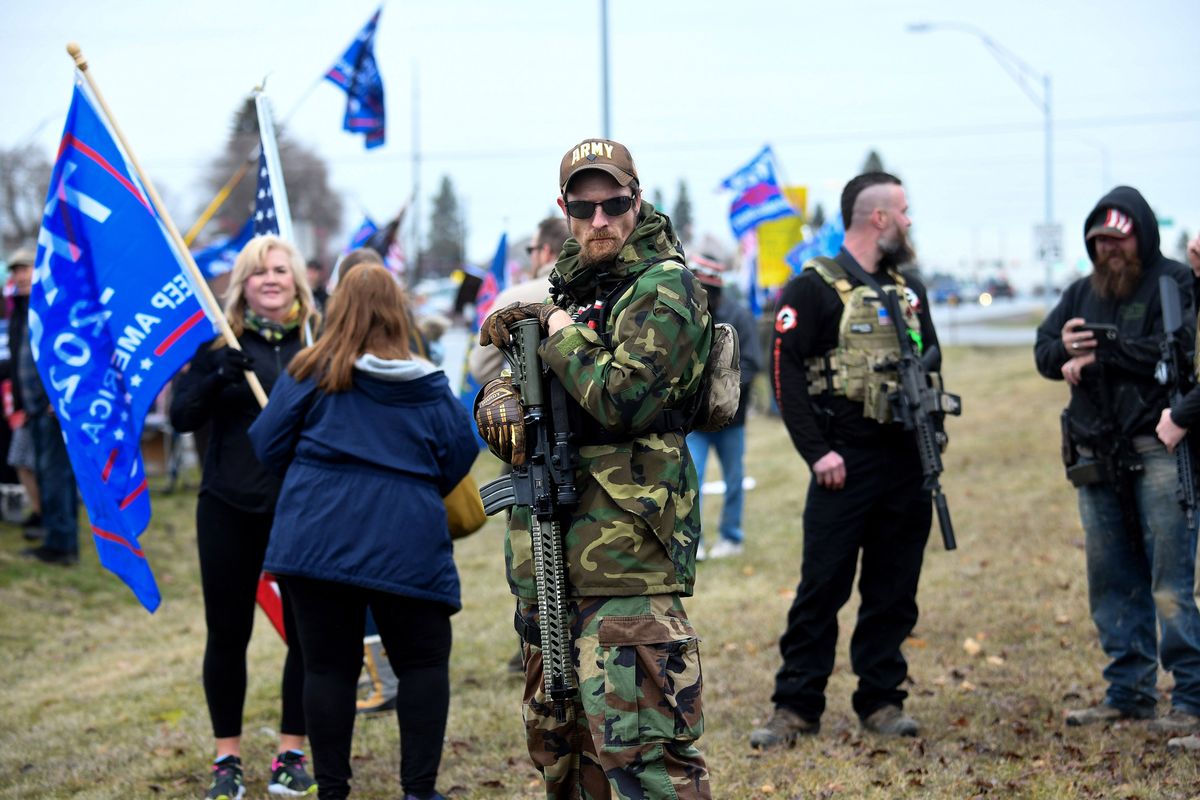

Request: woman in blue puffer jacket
left=249, top=262, right=478, bottom=800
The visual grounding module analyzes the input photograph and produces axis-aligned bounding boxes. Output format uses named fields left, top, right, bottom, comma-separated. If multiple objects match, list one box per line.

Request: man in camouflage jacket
left=478, top=138, right=713, bottom=799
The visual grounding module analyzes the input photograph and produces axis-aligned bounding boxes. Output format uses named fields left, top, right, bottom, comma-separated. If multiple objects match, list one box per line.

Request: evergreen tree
left=199, top=98, right=343, bottom=259
left=651, top=187, right=665, bottom=210
left=810, top=202, right=826, bottom=230
left=862, top=149, right=885, bottom=173
left=672, top=179, right=694, bottom=244
left=423, top=175, right=466, bottom=277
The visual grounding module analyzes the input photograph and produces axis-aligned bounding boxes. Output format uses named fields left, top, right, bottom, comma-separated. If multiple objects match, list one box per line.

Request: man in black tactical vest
left=753, top=172, right=945, bottom=747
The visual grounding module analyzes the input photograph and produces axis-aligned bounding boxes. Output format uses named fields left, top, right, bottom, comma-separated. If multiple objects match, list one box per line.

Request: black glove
left=214, top=346, right=254, bottom=385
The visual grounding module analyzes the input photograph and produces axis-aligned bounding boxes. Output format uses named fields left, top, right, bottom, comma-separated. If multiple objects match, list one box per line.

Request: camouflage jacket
left=504, top=205, right=712, bottom=600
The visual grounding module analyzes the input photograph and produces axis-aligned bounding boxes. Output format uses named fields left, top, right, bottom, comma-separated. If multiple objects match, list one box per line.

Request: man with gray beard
left=1035, top=186, right=1200, bottom=735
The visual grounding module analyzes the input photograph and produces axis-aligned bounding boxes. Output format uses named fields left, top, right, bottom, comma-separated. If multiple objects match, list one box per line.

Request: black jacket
left=772, top=248, right=940, bottom=467
left=7, top=295, right=28, bottom=413
left=170, top=328, right=303, bottom=514
left=1034, top=186, right=1194, bottom=442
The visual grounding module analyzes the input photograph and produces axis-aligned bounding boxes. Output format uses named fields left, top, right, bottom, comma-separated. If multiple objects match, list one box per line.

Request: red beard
left=1090, top=252, right=1142, bottom=300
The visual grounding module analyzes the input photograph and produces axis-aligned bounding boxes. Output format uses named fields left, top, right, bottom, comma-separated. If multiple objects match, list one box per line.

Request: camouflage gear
left=801, top=257, right=924, bottom=424
left=520, top=595, right=711, bottom=800
left=504, top=204, right=712, bottom=601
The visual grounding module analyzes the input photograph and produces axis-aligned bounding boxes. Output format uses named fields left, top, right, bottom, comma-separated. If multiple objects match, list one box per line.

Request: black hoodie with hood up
left=1034, top=186, right=1194, bottom=442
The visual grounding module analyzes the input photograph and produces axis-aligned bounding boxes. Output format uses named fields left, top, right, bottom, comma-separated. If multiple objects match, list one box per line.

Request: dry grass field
left=2, top=345, right=1200, bottom=799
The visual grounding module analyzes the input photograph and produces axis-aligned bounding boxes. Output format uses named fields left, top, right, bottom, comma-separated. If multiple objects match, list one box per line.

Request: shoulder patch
left=775, top=304, right=798, bottom=334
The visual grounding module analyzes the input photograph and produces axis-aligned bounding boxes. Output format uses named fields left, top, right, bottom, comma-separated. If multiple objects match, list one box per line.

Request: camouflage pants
left=519, top=595, right=711, bottom=800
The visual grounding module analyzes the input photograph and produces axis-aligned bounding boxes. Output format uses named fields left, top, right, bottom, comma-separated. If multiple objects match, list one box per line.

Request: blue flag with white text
left=786, top=212, right=845, bottom=273
left=721, top=146, right=796, bottom=239
left=325, top=8, right=386, bottom=149
left=346, top=217, right=379, bottom=252
left=193, top=216, right=253, bottom=279
left=32, top=79, right=218, bottom=612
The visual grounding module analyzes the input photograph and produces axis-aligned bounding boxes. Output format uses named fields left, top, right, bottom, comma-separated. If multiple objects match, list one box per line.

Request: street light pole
left=908, top=22, right=1056, bottom=303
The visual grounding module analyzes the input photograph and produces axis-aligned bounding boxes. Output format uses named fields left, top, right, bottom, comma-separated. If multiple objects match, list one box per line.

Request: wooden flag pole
left=66, top=43, right=268, bottom=407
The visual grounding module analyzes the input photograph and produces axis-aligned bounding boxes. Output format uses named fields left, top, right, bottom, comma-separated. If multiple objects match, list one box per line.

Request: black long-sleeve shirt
left=772, top=248, right=940, bottom=468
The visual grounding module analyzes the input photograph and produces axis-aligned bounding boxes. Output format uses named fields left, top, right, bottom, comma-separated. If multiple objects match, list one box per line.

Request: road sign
left=1034, top=223, right=1063, bottom=263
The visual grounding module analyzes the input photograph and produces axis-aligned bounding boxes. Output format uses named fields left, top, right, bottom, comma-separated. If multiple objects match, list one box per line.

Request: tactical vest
left=802, top=256, right=927, bottom=424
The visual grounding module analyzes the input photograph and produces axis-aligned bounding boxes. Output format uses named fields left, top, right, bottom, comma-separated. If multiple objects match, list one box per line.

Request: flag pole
left=66, top=43, right=269, bottom=407
left=183, top=154, right=256, bottom=246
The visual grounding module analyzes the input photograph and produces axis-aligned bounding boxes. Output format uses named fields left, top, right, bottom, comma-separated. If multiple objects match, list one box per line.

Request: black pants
left=196, top=493, right=305, bottom=739
left=280, top=575, right=453, bottom=800
left=772, top=444, right=931, bottom=721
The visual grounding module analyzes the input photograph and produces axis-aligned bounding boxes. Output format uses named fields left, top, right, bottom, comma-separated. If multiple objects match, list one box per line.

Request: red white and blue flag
left=325, top=7, right=386, bottom=149
left=721, top=146, right=797, bottom=239
left=473, top=232, right=508, bottom=331
left=32, top=77, right=218, bottom=612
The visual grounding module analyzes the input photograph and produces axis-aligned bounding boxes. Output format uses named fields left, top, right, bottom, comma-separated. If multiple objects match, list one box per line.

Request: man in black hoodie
left=1035, top=186, right=1200, bottom=733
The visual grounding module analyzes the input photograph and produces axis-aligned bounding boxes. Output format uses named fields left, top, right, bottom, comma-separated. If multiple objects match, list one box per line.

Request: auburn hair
left=288, top=263, right=412, bottom=392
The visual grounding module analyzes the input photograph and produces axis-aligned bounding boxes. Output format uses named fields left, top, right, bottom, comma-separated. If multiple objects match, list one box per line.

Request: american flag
left=253, top=150, right=279, bottom=236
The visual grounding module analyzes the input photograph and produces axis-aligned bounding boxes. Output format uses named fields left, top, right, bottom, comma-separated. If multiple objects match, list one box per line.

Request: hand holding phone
left=1078, top=322, right=1119, bottom=348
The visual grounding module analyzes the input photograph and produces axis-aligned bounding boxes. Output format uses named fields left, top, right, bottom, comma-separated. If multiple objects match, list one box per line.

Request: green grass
left=2, top=346, right=1200, bottom=798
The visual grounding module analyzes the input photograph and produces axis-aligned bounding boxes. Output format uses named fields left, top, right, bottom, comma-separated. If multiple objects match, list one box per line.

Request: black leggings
left=280, top=575, right=453, bottom=800
left=196, top=493, right=305, bottom=739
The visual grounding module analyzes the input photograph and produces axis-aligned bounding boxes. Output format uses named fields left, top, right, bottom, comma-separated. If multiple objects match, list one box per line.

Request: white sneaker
left=695, top=543, right=708, bottom=562
left=707, top=539, right=743, bottom=559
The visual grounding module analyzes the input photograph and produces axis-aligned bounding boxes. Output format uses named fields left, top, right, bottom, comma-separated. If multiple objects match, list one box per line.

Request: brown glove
left=478, top=302, right=562, bottom=348
left=473, top=376, right=527, bottom=465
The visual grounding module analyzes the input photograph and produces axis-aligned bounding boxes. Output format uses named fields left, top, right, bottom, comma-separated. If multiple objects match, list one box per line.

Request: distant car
left=980, top=279, right=1015, bottom=301
left=927, top=277, right=963, bottom=305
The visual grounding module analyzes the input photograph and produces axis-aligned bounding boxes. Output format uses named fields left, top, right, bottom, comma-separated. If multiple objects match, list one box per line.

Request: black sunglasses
left=564, top=195, right=635, bottom=220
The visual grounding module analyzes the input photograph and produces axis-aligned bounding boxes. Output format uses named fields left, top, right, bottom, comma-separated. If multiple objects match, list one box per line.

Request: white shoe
left=695, top=543, right=708, bottom=562
left=707, top=539, right=743, bottom=559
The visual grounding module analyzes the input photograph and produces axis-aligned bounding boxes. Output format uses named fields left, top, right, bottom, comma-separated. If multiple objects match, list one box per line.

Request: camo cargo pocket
left=596, top=613, right=704, bottom=750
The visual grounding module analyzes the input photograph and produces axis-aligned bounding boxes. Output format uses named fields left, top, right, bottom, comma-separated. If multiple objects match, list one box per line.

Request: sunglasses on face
left=564, top=195, right=635, bottom=220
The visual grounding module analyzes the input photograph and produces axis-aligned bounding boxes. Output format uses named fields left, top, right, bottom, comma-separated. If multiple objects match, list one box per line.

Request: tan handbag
left=444, top=474, right=486, bottom=540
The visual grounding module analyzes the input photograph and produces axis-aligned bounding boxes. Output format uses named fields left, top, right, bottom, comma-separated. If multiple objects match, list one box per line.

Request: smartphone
left=1079, top=323, right=1119, bottom=346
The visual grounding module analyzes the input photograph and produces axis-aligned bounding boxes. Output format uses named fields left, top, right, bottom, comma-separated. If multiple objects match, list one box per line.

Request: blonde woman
left=170, top=235, right=320, bottom=800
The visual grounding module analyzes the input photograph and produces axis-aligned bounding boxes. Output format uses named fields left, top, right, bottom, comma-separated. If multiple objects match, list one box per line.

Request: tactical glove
left=478, top=302, right=561, bottom=348
left=214, top=346, right=255, bottom=385
left=474, top=376, right=527, bottom=465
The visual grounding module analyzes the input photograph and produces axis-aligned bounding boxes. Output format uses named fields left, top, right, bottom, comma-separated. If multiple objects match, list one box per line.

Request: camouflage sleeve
left=539, top=262, right=710, bottom=432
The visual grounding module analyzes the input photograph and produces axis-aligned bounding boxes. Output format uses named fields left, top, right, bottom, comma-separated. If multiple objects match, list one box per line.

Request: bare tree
left=198, top=99, right=343, bottom=259
left=0, top=145, right=52, bottom=254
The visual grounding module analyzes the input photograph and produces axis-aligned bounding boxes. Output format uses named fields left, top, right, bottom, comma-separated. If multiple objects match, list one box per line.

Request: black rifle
left=837, top=258, right=963, bottom=551
left=479, top=319, right=579, bottom=721
left=887, top=336, right=962, bottom=551
left=1155, top=275, right=1197, bottom=527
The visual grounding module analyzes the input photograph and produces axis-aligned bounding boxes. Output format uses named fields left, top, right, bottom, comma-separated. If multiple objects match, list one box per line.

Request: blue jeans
left=1077, top=448, right=1200, bottom=714
left=686, top=425, right=746, bottom=545
left=30, top=413, right=79, bottom=554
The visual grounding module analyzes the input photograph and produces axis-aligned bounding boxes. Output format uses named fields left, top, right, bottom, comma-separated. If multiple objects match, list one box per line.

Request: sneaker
left=1168, top=734, right=1200, bottom=753
left=861, top=704, right=919, bottom=737
left=22, top=525, right=44, bottom=542
left=268, top=750, right=317, bottom=796
left=695, top=543, right=707, bottom=563
left=20, top=545, right=78, bottom=566
left=204, top=755, right=244, bottom=800
left=1149, top=708, right=1200, bottom=734
left=707, top=539, right=743, bottom=559
left=1064, top=702, right=1155, bottom=727
left=749, top=707, right=819, bottom=749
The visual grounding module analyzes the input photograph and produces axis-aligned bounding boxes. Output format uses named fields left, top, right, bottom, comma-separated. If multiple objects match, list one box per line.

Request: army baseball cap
left=1086, top=208, right=1134, bottom=240
left=559, top=138, right=638, bottom=195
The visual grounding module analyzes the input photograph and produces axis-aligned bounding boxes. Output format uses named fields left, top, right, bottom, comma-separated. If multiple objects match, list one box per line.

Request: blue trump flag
left=32, top=79, right=218, bottom=611
left=786, top=212, right=845, bottom=274
left=721, top=146, right=796, bottom=239
left=192, top=216, right=253, bottom=279
left=325, top=8, right=386, bottom=149
left=460, top=233, right=508, bottom=449
left=345, top=216, right=378, bottom=251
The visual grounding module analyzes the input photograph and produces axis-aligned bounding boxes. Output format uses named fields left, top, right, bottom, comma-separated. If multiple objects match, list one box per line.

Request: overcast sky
left=3, top=0, right=1198, bottom=291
